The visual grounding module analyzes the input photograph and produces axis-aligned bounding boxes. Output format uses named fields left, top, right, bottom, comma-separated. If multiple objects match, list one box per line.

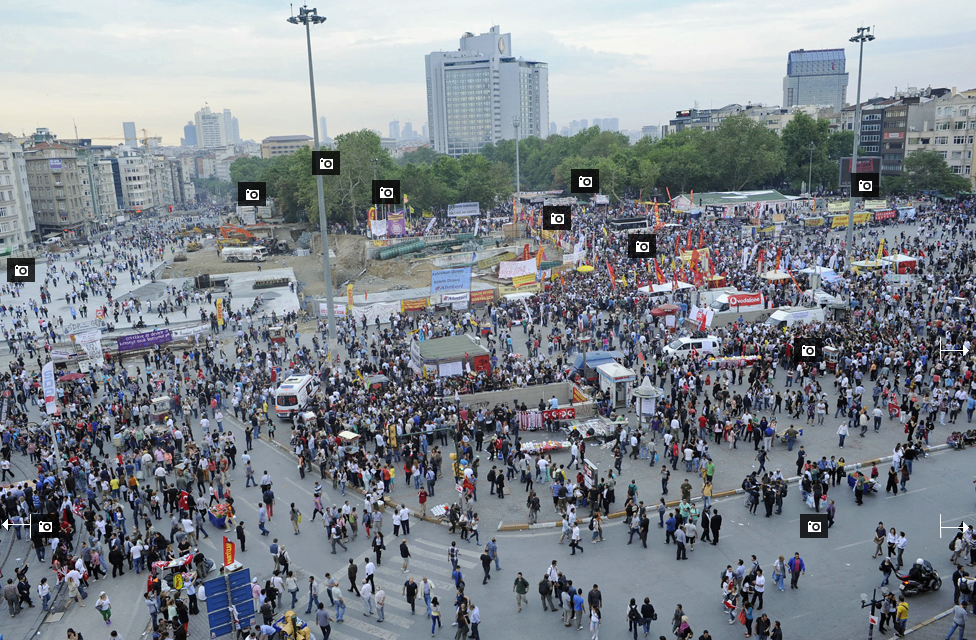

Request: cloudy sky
left=3, top=0, right=975, bottom=146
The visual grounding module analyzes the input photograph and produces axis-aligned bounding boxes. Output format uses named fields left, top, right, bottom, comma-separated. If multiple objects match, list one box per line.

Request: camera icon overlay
left=852, top=172, right=880, bottom=197
left=627, top=234, right=657, bottom=259
left=371, top=180, right=401, bottom=205
left=542, top=205, right=572, bottom=231
left=7, top=257, right=35, bottom=283
left=32, top=513, right=60, bottom=539
left=800, top=513, right=829, bottom=539
left=793, top=337, right=823, bottom=363
left=312, top=151, right=340, bottom=176
left=237, top=182, right=267, bottom=207
left=570, top=169, right=600, bottom=194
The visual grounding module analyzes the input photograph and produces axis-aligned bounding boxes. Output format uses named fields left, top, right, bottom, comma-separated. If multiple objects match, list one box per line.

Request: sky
left=3, top=0, right=975, bottom=146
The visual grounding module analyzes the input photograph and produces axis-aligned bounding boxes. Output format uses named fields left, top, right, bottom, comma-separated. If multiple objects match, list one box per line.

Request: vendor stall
left=563, top=416, right=617, bottom=440
left=597, top=362, right=636, bottom=409
left=409, top=334, right=490, bottom=378
left=705, top=355, right=759, bottom=370
left=882, top=255, right=918, bottom=274
left=209, top=503, right=231, bottom=528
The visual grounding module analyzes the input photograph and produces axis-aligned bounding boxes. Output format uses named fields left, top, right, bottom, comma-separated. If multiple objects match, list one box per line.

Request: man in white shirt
left=754, top=569, right=766, bottom=609
left=364, top=559, right=376, bottom=587
left=399, top=505, right=410, bottom=535
left=360, top=580, right=374, bottom=616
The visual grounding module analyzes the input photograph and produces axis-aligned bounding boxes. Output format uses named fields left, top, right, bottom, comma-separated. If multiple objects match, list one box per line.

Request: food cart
left=824, top=345, right=840, bottom=372
left=151, top=396, right=171, bottom=422
left=338, top=430, right=361, bottom=455
left=269, top=326, right=286, bottom=344
left=208, top=503, right=231, bottom=528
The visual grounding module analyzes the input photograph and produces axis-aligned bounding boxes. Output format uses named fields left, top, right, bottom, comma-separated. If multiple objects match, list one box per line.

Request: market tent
left=650, top=303, right=680, bottom=317
left=637, top=281, right=693, bottom=294
left=762, top=270, right=792, bottom=281
left=882, top=255, right=918, bottom=273
left=799, top=266, right=842, bottom=284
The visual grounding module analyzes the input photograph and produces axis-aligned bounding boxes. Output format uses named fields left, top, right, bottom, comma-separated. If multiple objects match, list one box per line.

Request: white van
left=764, top=306, right=825, bottom=329
left=274, top=374, right=319, bottom=418
left=663, top=336, right=722, bottom=359
left=709, top=292, right=765, bottom=313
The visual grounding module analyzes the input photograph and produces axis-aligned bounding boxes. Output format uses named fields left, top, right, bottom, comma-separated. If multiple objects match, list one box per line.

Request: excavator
left=216, top=225, right=254, bottom=250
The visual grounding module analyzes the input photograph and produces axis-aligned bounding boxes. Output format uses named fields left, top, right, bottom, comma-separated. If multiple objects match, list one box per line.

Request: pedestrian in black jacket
left=709, top=509, right=722, bottom=545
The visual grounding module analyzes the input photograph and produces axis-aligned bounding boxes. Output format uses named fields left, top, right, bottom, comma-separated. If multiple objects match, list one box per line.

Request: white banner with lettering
left=75, top=329, right=104, bottom=366
left=319, top=303, right=347, bottom=318
left=498, top=259, right=537, bottom=279
left=441, top=292, right=470, bottom=305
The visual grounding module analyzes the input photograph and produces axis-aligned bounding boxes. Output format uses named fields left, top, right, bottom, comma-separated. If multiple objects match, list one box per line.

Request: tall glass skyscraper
left=782, top=49, right=849, bottom=111
left=426, top=26, right=548, bottom=158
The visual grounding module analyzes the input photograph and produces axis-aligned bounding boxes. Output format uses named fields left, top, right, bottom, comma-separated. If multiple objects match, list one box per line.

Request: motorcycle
left=896, top=559, right=942, bottom=596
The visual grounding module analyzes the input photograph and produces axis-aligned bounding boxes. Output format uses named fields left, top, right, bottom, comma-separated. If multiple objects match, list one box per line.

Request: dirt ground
left=168, top=234, right=437, bottom=300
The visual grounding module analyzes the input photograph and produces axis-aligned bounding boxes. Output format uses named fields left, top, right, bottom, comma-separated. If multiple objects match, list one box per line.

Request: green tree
left=641, top=129, right=714, bottom=194
left=329, top=130, right=391, bottom=223
left=710, top=114, right=783, bottom=190
left=396, top=146, right=441, bottom=166
left=780, top=113, right=832, bottom=192
left=456, top=154, right=512, bottom=208
left=899, top=150, right=971, bottom=193
left=229, top=156, right=272, bottom=189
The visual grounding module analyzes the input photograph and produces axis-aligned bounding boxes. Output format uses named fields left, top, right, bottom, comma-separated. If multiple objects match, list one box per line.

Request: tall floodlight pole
left=288, top=5, right=337, bottom=343
left=513, top=117, right=521, bottom=198
left=844, top=26, right=875, bottom=267
left=807, top=141, right=815, bottom=195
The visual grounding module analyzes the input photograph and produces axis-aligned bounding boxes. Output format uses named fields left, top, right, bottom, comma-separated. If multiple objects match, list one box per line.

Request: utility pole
left=844, top=26, right=876, bottom=267
left=288, top=5, right=337, bottom=343
left=807, top=141, right=815, bottom=196
left=513, top=117, right=521, bottom=197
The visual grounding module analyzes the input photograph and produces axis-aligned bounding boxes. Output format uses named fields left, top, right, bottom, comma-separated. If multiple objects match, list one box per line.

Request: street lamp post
left=844, top=26, right=876, bottom=267
left=860, top=588, right=889, bottom=640
left=512, top=117, right=521, bottom=198
left=807, top=141, right=815, bottom=196
left=288, top=5, right=337, bottom=344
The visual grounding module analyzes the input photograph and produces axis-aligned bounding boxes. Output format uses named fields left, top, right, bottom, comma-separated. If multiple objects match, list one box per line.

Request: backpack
left=628, top=605, right=641, bottom=621
left=588, top=519, right=595, bottom=531
left=539, top=580, right=552, bottom=595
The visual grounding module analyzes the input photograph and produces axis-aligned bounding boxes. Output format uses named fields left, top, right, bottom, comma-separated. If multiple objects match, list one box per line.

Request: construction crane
left=88, top=129, right=162, bottom=148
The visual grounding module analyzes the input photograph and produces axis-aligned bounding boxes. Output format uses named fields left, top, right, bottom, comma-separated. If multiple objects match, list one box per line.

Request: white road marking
left=885, top=487, right=927, bottom=499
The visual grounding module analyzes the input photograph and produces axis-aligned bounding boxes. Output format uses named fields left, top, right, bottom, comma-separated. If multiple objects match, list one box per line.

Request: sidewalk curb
left=496, top=443, right=950, bottom=531
left=904, top=606, right=953, bottom=635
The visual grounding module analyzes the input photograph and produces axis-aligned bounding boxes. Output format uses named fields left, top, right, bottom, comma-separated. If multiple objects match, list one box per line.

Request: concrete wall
left=460, top=381, right=581, bottom=411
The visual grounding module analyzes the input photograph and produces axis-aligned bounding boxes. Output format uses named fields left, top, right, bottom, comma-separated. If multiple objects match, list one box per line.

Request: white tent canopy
left=638, top=281, right=694, bottom=294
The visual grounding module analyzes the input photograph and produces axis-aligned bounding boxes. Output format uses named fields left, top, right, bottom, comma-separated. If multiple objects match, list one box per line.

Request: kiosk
left=596, top=362, right=637, bottom=409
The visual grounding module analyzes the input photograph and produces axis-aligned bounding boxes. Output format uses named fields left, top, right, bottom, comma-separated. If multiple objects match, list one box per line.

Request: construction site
left=166, top=218, right=558, bottom=311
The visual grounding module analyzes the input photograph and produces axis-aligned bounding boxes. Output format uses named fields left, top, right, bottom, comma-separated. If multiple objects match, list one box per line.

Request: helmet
left=916, top=558, right=924, bottom=565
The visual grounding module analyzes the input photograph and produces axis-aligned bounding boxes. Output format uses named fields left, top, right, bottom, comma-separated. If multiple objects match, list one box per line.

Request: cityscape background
left=3, top=0, right=974, bottom=144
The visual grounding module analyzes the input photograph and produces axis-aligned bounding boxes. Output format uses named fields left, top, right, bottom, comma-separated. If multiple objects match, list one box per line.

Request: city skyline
left=2, top=0, right=974, bottom=147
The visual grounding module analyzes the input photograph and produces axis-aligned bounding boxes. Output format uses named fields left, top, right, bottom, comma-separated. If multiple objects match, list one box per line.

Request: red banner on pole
left=223, top=536, right=236, bottom=566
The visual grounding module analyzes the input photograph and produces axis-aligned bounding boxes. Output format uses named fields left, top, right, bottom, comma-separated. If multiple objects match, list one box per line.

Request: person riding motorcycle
left=907, top=558, right=933, bottom=583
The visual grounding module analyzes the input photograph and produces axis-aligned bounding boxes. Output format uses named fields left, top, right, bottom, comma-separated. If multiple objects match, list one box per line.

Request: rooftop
left=262, top=135, right=312, bottom=143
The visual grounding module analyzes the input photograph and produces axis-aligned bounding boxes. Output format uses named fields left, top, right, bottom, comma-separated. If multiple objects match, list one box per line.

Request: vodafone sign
left=728, top=293, right=763, bottom=308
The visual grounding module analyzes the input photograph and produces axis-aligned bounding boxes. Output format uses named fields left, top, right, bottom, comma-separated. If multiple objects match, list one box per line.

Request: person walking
left=430, top=596, right=443, bottom=635
left=675, top=526, right=688, bottom=561
left=236, top=520, right=247, bottom=552
left=305, top=577, right=321, bottom=615
left=880, top=557, right=895, bottom=588
left=480, top=550, right=492, bottom=585
left=401, top=539, right=412, bottom=573
left=945, top=602, right=967, bottom=640
left=332, top=583, right=345, bottom=623
left=787, top=553, right=805, bottom=589
left=710, top=509, right=722, bottom=545
left=315, top=602, right=333, bottom=640
left=361, top=579, right=375, bottom=616
left=513, top=572, right=530, bottom=612
left=403, top=577, right=419, bottom=615
left=895, top=595, right=909, bottom=637
left=539, top=574, right=556, bottom=611
left=772, top=556, right=787, bottom=592
left=486, top=538, right=500, bottom=571
left=95, top=592, right=113, bottom=625
left=590, top=605, right=602, bottom=640
left=290, top=503, right=302, bottom=535
left=570, top=524, right=584, bottom=555
left=375, top=585, right=386, bottom=623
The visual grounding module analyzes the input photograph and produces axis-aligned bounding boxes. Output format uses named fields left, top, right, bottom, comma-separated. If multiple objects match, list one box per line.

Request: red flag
left=654, top=258, right=665, bottom=285
left=523, top=244, right=530, bottom=261
left=707, top=253, right=716, bottom=277
left=698, top=229, right=705, bottom=248
left=560, top=274, right=565, bottom=287
left=637, top=350, right=646, bottom=366
left=665, top=187, right=673, bottom=203
left=675, top=236, right=681, bottom=256
left=223, top=536, right=236, bottom=566
left=775, top=247, right=782, bottom=271
left=607, top=262, right=616, bottom=290
left=686, top=229, right=693, bottom=250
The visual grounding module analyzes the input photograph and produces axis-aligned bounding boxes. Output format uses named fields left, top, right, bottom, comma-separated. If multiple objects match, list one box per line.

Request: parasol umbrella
left=58, top=373, right=86, bottom=382
left=576, top=265, right=594, bottom=273
left=650, top=304, right=680, bottom=317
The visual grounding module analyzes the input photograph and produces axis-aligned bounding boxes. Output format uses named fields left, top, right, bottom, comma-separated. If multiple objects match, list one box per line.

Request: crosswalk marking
left=413, top=537, right=482, bottom=560
left=376, top=561, right=452, bottom=584
left=405, top=544, right=476, bottom=569
left=335, top=616, right=401, bottom=640
left=339, top=599, right=414, bottom=630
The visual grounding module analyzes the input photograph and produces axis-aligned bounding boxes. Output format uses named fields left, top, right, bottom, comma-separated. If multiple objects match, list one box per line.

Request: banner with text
left=430, top=267, right=472, bottom=294
left=42, top=361, right=57, bottom=415
left=441, top=292, right=470, bottom=305
left=402, top=298, right=429, bottom=312
left=117, top=329, right=173, bottom=352
left=388, top=211, right=407, bottom=236
left=470, top=288, right=497, bottom=304
left=498, top=259, right=537, bottom=279
left=447, top=202, right=480, bottom=217
left=319, top=303, right=347, bottom=318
